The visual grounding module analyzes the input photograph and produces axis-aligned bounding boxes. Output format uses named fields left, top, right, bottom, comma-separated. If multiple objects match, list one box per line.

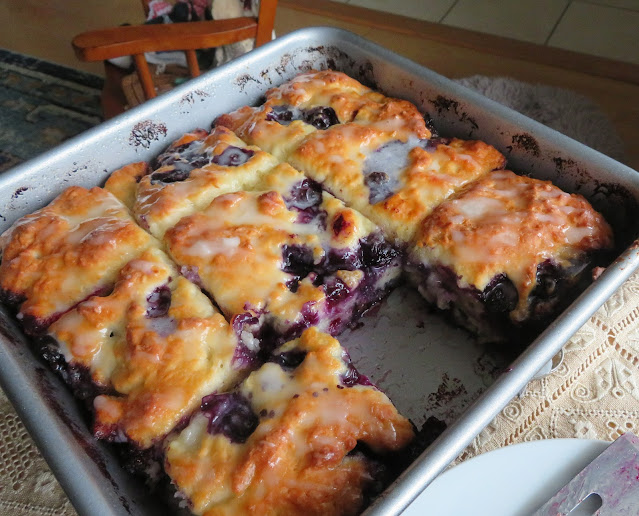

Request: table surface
left=1, top=3, right=639, bottom=515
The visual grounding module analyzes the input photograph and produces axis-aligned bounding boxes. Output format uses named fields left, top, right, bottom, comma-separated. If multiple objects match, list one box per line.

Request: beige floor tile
left=585, top=0, right=639, bottom=11
left=348, top=0, right=457, bottom=23
left=441, top=0, right=569, bottom=44
left=548, top=2, right=639, bottom=65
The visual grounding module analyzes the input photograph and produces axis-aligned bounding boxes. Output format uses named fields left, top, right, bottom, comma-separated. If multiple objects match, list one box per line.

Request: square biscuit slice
left=103, top=131, right=213, bottom=210
left=105, top=126, right=279, bottom=239
left=216, top=69, right=430, bottom=161
left=46, top=247, right=243, bottom=450
left=407, top=170, right=614, bottom=342
left=0, top=186, right=156, bottom=334
left=164, top=328, right=414, bottom=516
left=164, top=163, right=402, bottom=357
left=288, top=122, right=506, bottom=244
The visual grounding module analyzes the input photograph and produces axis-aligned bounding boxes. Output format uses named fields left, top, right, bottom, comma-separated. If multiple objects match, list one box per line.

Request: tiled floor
left=340, top=0, right=639, bottom=65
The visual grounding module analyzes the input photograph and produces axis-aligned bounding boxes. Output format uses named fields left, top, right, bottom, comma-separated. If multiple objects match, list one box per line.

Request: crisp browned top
left=412, top=170, right=614, bottom=319
left=0, top=186, right=155, bottom=325
left=49, top=247, right=239, bottom=449
left=164, top=163, right=379, bottom=330
left=290, top=129, right=505, bottom=243
left=216, top=69, right=430, bottom=162
left=165, top=328, right=415, bottom=516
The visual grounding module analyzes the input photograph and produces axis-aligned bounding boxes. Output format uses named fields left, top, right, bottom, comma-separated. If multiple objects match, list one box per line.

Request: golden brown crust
left=0, top=186, right=156, bottom=327
left=165, top=189, right=303, bottom=317
left=92, top=304, right=237, bottom=448
left=216, top=70, right=429, bottom=161
left=1, top=69, right=616, bottom=516
left=104, top=162, right=150, bottom=210
left=290, top=129, right=506, bottom=243
left=412, top=170, right=614, bottom=320
left=164, top=164, right=382, bottom=333
left=165, top=328, right=414, bottom=516
left=46, top=247, right=242, bottom=448
left=132, top=126, right=279, bottom=238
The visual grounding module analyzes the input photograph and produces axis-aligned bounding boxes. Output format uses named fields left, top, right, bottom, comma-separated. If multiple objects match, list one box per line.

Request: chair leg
left=185, top=49, right=201, bottom=77
left=133, top=54, right=156, bottom=99
left=101, top=62, right=129, bottom=119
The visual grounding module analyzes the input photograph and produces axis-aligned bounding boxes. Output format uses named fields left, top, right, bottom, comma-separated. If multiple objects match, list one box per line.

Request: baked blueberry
left=211, top=145, right=255, bottom=167
left=145, top=285, right=172, bottom=318
left=303, top=106, right=339, bottom=129
left=200, top=392, right=259, bottom=443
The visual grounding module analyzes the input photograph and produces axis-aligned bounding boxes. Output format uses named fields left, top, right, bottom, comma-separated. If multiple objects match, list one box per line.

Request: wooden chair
left=72, top=0, right=278, bottom=119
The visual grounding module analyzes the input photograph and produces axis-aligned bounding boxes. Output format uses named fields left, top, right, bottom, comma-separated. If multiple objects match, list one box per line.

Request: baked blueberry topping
left=326, top=247, right=362, bottom=272
left=146, top=285, right=171, bottom=318
left=179, top=265, right=202, bottom=286
left=285, top=179, right=323, bottom=210
left=39, top=342, right=99, bottom=400
left=212, top=146, right=254, bottom=167
left=422, top=136, right=452, bottom=152
left=268, top=349, right=307, bottom=370
left=532, top=261, right=562, bottom=300
left=303, top=106, right=339, bottom=129
left=152, top=141, right=192, bottom=168
left=232, top=312, right=261, bottom=336
left=325, top=277, right=350, bottom=308
left=281, top=245, right=316, bottom=279
left=265, top=104, right=294, bottom=124
left=285, top=179, right=327, bottom=226
left=146, top=316, right=177, bottom=337
left=341, top=352, right=373, bottom=387
left=364, top=139, right=427, bottom=204
left=200, top=392, right=258, bottom=443
left=365, top=171, right=394, bottom=204
left=153, top=139, right=207, bottom=170
left=365, top=137, right=449, bottom=203
left=483, top=274, right=518, bottom=313
left=265, top=105, right=339, bottom=130
left=189, top=156, right=212, bottom=169
left=299, top=302, right=320, bottom=327
left=332, top=213, right=351, bottom=237
left=361, top=234, right=399, bottom=269
left=150, top=168, right=191, bottom=184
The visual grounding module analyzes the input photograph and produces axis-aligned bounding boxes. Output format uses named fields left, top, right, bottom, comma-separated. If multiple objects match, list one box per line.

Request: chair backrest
left=73, top=0, right=277, bottom=101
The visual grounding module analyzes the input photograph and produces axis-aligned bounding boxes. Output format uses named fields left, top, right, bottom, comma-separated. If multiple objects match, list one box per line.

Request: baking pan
left=0, top=27, right=638, bottom=516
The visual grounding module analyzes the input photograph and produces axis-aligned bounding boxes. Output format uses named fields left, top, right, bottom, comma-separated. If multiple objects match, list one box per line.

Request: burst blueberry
left=146, top=285, right=172, bottom=318
left=483, top=274, right=518, bottom=313
left=150, top=167, right=191, bottom=184
left=212, top=146, right=254, bottom=167
left=200, top=392, right=258, bottom=443
left=303, top=106, right=340, bottom=129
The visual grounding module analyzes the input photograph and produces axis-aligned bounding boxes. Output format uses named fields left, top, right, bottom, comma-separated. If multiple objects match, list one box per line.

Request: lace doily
left=458, top=268, right=639, bottom=462
left=0, top=390, right=76, bottom=515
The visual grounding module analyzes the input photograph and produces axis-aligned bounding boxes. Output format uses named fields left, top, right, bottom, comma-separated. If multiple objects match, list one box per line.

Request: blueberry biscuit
left=0, top=186, right=156, bottom=334
left=45, top=247, right=242, bottom=450
left=406, top=170, right=614, bottom=342
left=164, top=163, right=402, bottom=358
left=164, top=328, right=414, bottom=516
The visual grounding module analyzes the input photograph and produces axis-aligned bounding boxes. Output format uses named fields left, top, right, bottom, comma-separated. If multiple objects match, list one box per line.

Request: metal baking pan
left=1, top=27, right=638, bottom=516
